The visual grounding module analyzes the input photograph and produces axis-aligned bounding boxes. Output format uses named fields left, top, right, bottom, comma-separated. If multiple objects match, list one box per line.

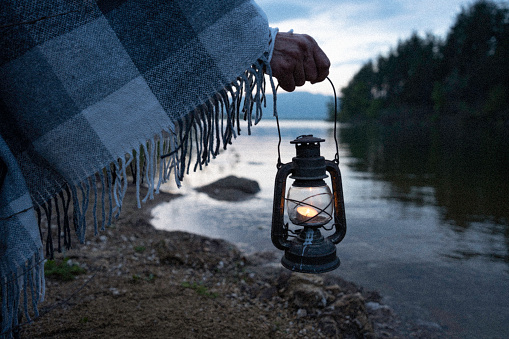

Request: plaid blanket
left=0, top=1, right=276, bottom=336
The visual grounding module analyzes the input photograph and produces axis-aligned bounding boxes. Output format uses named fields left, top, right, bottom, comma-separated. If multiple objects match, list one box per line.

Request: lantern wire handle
left=275, top=93, right=282, bottom=168
left=275, top=76, right=340, bottom=167
left=327, top=77, right=340, bottom=164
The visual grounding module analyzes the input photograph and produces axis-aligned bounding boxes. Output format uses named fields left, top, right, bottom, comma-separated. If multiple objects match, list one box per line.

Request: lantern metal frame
left=270, top=78, right=347, bottom=274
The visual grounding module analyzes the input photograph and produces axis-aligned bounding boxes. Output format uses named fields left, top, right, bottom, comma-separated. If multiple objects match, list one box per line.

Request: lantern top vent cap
left=290, top=135, right=325, bottom=145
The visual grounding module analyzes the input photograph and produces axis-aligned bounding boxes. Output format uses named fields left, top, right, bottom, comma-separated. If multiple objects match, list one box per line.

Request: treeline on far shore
left=333, top=0, right=509, bottom=128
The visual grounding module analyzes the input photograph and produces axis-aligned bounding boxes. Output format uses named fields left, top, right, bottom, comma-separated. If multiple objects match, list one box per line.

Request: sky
left=256, top=0, right=508, bottom=95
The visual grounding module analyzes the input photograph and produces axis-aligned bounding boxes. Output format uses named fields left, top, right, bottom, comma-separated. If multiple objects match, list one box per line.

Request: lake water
left=152, top=119, right=509, bottom=338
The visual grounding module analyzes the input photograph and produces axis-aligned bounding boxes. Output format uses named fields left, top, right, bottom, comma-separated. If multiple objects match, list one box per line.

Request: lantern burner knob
left=290, top=135, right=325, bottom=146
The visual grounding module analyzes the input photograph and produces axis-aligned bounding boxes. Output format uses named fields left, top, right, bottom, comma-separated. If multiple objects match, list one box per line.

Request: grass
left=134, top=245, right=146, bottom=253
left=181, top=281, right=218, bottom=299
left=44, top=258, right=86, bottom=281
left=130, top=272, right=156, bottom=284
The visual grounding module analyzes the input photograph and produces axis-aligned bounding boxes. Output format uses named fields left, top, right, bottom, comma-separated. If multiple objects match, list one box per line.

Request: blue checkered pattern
left=0, top=1, right=272, bottom=336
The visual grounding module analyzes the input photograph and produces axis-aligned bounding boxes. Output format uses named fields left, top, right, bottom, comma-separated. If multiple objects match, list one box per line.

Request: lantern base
left=280, top=227, right=340, bottom=274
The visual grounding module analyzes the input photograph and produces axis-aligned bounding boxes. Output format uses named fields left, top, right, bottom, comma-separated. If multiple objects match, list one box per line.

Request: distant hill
left=263, top=92, right=333, bottom=120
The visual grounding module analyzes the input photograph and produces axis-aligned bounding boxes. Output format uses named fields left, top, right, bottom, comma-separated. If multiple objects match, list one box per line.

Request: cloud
left=257, top=0, right=500, bottom=94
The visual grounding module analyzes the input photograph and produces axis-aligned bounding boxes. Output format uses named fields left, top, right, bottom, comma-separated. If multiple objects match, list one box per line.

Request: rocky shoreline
left=19, top=180, right=444, bottom=338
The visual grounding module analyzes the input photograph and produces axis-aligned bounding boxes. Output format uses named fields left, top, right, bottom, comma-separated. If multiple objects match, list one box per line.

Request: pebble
left=366, top=301, right=384, bottom=311
left=296, top=308, right=307, bottom=318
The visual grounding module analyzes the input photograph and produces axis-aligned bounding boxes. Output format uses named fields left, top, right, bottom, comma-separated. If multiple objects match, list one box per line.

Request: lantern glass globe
left=287, top=184, right=333, bottom=226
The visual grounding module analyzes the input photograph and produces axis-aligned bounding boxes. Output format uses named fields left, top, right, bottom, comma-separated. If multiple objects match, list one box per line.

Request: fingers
left=294, top=61, right=306, bottom=87
left=270, top=32, right=330, bottom=91
left=276, top=73, right=296, bottom=92
left=302, top=53, right=318, bottom=84
left=270, top=52, right=296, bottom=91
left=274, top=63, right=305, bottom=92
left=312, top=45, right=330, bottom=83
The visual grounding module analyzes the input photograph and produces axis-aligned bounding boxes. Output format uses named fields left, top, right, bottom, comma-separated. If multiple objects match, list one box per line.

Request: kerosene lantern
left=271, top=80, right=346, bottom=274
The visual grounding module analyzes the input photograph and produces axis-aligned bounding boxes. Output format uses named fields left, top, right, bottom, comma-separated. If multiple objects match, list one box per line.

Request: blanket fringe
left=34, top=56, right=276, bottom=260
left=1, top=249, right=44, bottom=339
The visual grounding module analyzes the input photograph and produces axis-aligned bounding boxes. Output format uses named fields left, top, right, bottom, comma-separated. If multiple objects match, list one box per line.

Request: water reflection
left=340, top=122, right=509, bottom=264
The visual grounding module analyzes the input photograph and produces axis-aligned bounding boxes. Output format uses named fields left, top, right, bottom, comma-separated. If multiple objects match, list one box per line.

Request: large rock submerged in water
left=196, top=175, right=260, bottom=201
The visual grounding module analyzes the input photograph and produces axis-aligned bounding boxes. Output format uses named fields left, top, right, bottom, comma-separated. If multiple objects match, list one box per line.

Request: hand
left=270, top=32, right=330, bottom=92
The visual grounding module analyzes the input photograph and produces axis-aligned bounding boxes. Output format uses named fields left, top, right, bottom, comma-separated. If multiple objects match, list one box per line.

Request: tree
left=338, top=61, right=379, bottom=121
left=441, top=0, right=509, bottom=115
left=374, top=32, right=443, bottom=108
left=338, top=0, right=509, bottom=124
left=339, top=33, right=442, bottom=121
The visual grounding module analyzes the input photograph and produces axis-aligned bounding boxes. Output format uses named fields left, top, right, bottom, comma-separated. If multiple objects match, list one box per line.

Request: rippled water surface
left=152, top=119, right=509, bottom=338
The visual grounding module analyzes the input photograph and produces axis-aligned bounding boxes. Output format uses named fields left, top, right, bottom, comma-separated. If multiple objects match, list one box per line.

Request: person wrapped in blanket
left=0, top=1, right=329, bottom=337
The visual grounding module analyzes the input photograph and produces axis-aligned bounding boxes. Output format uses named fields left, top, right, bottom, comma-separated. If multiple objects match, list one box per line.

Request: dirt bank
left=18, top=184, right=443, bottom=338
